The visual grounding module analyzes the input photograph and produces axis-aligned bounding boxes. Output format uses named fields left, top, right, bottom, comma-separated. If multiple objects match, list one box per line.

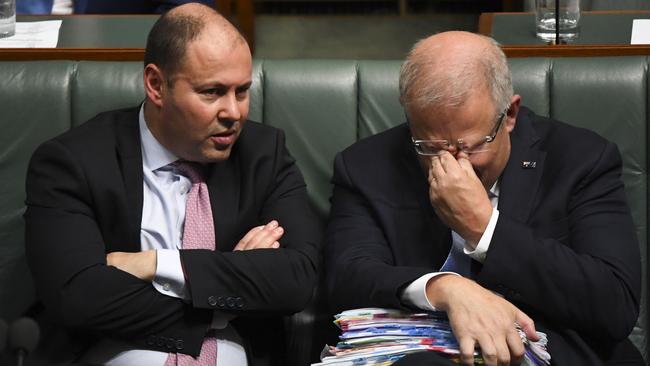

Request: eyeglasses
left=410, top=107, right=509, bottom=157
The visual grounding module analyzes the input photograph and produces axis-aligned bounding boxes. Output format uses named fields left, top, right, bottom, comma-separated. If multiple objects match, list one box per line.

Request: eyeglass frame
left=409, top=106, right=510, bottom=157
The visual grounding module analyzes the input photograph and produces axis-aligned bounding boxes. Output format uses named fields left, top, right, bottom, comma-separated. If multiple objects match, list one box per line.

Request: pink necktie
left=164, top=162, right=217, bottom=366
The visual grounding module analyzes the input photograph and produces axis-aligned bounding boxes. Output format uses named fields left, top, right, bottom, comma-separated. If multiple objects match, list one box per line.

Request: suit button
left=226, top=296, right=236, bottom=308
left=166, top=338, right=175, bottom=349
left=208, top=296, right=218, bottom=307
left=146, top=335, right=156, bottom=346
left=176, top=340, right=184, bottom=350
left=217, top=296, right=226, bottom=308
left=235, top=297, right=244, bottom=309
left=156, top=336, right=165, bottom=347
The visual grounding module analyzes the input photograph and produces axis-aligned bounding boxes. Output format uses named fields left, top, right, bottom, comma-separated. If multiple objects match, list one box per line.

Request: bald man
left=325, top=32, right=642, bottom=365
left=25, top=4, right=319, bottom=365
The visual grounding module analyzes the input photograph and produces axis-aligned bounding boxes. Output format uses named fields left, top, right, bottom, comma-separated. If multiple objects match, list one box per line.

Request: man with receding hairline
left=325, top=31, right=642, bottom=365
left=25, top=4, right=319, bottom=365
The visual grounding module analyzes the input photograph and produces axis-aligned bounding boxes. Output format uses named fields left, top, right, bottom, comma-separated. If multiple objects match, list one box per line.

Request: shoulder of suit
left=239, top=120, right=280, bottom=138
left=48, top=106, right=139, bottom=148
left=518, top=106, right=610, bottom=150
left=340, top=123, right=409, bottom=157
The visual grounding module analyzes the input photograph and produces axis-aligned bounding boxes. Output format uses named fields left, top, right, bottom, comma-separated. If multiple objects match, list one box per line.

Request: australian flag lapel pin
left=522, top=161, right=536, bottom=169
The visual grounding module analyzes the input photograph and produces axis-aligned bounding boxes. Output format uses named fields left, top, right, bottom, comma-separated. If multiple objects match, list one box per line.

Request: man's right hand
left=234, top=220, right=284, bottom=251
left=426, top=275, right=539, bottom=366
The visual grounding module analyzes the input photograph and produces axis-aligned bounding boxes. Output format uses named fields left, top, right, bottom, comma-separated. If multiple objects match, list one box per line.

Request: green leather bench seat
left=0, top=57, right=647, bottom=363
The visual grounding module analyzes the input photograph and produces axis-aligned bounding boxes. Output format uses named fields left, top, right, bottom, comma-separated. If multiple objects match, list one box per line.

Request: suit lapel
left=206, top=152, right=241, bottom=252
left=498, top=110, right=546, bottom=223
left=115, top=109, right=144, bottom=252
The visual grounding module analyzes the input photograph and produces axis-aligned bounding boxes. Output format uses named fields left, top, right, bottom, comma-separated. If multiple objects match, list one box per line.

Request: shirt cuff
left=464, top=208, right=499, bottom=263
left=401, top=272, right=460, bottom=311
left=153, top=249, right=189, bottom=300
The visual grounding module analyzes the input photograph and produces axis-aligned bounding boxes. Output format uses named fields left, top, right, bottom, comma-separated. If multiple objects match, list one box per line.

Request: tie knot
left=174, top=161, right=204, bottom=183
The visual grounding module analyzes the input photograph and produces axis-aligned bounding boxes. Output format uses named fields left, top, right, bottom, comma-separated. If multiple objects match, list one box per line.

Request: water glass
left=535, top=0, right=580, bottom=42
left=0, top=0, right=15, bottom=38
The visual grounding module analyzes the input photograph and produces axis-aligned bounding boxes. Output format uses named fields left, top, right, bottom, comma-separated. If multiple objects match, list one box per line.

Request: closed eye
left=201, top=86, right=228, bottom=96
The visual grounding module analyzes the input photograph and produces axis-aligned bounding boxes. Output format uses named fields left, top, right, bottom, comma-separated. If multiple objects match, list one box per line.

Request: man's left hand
left=107, top=250, right=157, bottom=282
left=428, top=151, right=493, bottom=246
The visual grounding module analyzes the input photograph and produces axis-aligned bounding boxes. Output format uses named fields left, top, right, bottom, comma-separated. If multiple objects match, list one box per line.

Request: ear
left=504, top=94, right=521, bottom=133
left=143, top=64, right=166, bottom=108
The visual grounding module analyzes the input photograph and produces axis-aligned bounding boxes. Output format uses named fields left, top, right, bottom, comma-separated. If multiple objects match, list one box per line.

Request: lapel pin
left=522, top=161, right=537, bottom=169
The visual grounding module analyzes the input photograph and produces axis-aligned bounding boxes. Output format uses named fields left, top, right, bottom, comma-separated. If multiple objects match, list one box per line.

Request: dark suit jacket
left=324, top=107, right=642, bottom=365
left=24, top=107, right=321, bottom=365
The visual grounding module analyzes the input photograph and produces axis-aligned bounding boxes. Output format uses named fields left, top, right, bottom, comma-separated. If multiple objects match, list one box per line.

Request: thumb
left=516, top=310, right=540, bottom=342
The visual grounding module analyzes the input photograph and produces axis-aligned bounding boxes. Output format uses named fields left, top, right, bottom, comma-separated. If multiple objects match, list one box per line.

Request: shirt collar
left=139, top=103, right=179, bottom=172
left=489, top=181, right=500, bottom=199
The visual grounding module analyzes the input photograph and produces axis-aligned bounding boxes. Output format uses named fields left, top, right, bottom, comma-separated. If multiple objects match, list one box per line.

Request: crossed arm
left=107, top=219, right=286, bottom=282
left=25, top=131, right=320, bottom=355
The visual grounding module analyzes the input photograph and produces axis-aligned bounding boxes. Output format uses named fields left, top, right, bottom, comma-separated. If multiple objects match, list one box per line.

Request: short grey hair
left=399, top=35, right=513, bottom=114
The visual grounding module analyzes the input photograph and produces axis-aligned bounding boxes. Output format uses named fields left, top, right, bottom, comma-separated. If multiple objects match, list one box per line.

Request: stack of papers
left=312, top=308, right=551, bottom=366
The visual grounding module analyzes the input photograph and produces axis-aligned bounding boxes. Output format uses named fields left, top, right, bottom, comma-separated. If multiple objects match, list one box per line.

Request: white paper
left=0, top=20, right=62, bottom=48
left=631, top=19, right=650, bottom=45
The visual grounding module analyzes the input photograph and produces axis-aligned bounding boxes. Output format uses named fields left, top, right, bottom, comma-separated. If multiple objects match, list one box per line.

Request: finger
left=429, top=155, right=445, bottom=180
left=246, top=226, right=284, bottom=250
left=239, top=220, right=278, bottom=250
left=428, top=167, right=439, bottom=188
left=271, top=241, right=280, bottom=249
left=458, top=337, right=478, bottom=366
left=492, top=334, right=511, bottom=366
left=477, top=335, right=497, bottom=366
left=515, top=310, right=539, bottom=342
left=234, top=225, right=265, bottom=250
left=506, top=329, right=525, bottom=365
left=457, top=156, right=475, bottom=175
left=438, top=150, right=458, bottom=171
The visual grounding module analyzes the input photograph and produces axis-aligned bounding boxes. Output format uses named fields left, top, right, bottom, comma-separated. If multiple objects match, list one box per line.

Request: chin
left=203, top=149, right=233, bottom=163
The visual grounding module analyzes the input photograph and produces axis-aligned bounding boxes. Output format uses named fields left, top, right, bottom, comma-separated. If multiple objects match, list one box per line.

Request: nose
left=218, top=92, right=242, bottom=123
left=445, top=143, right=470, bottom=160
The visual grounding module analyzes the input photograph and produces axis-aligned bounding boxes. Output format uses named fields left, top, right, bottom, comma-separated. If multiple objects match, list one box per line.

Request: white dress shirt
left=81, top=105, right=247, bottom=366
left=402, top=184, right=500, bottom=311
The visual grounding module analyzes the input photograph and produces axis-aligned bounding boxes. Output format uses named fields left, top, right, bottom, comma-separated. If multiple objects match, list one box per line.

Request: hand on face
left=427, top=275, right=539, bottom=366
left=427, top=151, right=493, bottom=246
left=234, top=220, right=283, bottom=251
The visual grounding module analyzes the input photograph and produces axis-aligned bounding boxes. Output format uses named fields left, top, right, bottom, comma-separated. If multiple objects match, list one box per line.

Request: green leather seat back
left=0, top=61, right=74, bottom=320
left=358, top=60, right=403, bottom=138
left=0, top=57, right=646, bottom=361
left=72, top=62, right=144, bottom=126
left=548, top=57, right=648, bottom=358
left=261, top=60, right=358, bottom=219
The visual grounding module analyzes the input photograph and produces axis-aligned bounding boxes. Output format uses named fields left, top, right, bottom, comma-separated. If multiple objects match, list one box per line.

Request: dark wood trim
left=0, top=48, right=145, bottom=61
left=478, top=13, right=494, bottom=36
left=502, top=44, right=650, bottom=57
left=237, top=0, right=255, bottom=51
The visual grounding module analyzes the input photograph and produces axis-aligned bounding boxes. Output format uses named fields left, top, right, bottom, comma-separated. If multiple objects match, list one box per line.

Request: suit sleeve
left=479, top=141, right=641, bottom=343
left=25, top=140, right=210, bottom=357
left=180, top=129, right=321, bottom=314
left=324, top=152, right=433, bottom=312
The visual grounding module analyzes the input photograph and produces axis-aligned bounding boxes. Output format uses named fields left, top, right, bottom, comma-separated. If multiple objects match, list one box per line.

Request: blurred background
left=250, top=0, right=507, bottom=59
